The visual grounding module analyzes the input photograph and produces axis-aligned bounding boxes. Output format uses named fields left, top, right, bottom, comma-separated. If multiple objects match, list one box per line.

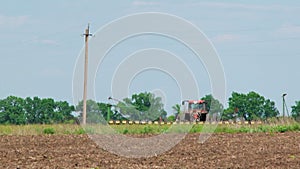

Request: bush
left=239, top=127, right=251, bottom=133
left=167, top=115, right=176, bottom=122
left=256, top=125, right=269, bottom=132
left=123, top=129, right=129, bottom=134
left=43, top=128, right=55, bottom=134
left=276, top=125, right=288, bottom=133
left=142, top=126, right=153, bottom=134
left=292, top=124, right=300, bottom=131
left=219, top=127, right=237, bottom=133
left=74, top=128, right=86, bottom=134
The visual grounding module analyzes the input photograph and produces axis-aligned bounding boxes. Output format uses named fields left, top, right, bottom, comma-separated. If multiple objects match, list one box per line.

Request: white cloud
left=0, top=15, right=29, bottom=28
left=132, top=1, right=160, bottom=6
left=212, top=34, right=241, bottom=43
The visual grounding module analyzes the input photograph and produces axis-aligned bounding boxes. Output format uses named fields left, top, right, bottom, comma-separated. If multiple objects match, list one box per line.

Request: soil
left=1, top=132, right=300, bottom=168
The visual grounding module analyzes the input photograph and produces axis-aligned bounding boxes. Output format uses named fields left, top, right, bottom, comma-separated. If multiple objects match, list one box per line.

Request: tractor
left=178, top=100, right=208, bottom=122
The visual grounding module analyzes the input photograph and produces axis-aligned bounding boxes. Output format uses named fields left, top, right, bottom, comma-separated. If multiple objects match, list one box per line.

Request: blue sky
left=1, top=1, right=300, bottom=115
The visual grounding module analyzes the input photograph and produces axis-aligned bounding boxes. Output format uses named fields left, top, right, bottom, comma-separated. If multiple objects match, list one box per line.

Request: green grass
left=0, top=124, right=83, bottom=135
left=0, top=122, right=300, bottom=135
left=43, top=127, right=55, bottom=134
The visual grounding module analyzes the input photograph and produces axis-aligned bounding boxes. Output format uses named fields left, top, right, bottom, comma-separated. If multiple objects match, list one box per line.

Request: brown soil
left=1, top=132, right=300, bottom=168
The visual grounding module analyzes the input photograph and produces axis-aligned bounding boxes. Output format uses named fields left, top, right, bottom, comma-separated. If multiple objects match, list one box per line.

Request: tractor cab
left=181, top=100, right=208, bottom=122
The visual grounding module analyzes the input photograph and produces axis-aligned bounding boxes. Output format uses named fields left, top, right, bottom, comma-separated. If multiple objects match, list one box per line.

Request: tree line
left=0, top=96, right=75, bottom=124
left=75, top=92, right=167, bottom=123
left=0, top=91, right=300, bottom=125
left=200, top=91, right=300, bottom=123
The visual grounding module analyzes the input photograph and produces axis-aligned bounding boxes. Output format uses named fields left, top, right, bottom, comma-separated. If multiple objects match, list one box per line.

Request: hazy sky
left=1, top=1, right=299, bottom=115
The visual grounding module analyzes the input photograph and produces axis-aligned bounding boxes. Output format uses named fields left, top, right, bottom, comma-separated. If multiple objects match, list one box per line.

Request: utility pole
left=82, top=24, right=92, bottom=125
left=282, top=93, right=287, bottom=118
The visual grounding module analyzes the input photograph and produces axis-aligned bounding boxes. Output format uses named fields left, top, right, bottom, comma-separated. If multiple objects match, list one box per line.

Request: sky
left=0, top=0, right=300, bottom=115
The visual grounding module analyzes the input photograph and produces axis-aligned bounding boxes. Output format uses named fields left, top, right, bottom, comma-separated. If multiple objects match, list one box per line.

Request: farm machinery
left=178, top=100, right=208, bottom=122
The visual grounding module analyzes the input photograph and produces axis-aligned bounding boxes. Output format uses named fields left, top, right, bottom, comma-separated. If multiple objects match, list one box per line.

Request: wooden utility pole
left=82, top=24, right=92, bottom=125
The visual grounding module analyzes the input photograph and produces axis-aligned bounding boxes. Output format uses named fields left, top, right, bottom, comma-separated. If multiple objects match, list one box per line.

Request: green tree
left=24, top=97, right=42, bottom=124
left=291, top=101, right=300, bottom=121
left=24, top=97, right=55, bottom=124
left=167, top=115, right=176, bottom=122
left=117, top=92, right=167, bottom=121
left=221, top=107, right=237, bottom=121
left=39, top=98, right=56, bottom=124
left=53, top=101, right=75, bottom=123
left=0, top=96, right=26, bottom=124
left=76, top=100, right=103, bottom=124
left=263, top=99, right=279, bottom=120
left=76, top=100, right=125, bottom=123
left=172, top=104, right=181, bottom=117
left=24, top=97, right=75, bottom=124
left=201, top=94, right=224, bottom=119
left=225, top=91, right=279, bottom=122
left=97, top=103, right=125, bottom=121
left=0, top=96, right=74, bottom=125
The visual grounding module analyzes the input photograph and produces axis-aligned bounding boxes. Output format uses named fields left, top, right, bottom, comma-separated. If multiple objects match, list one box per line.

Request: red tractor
left=180, top=100, right=208, bottom=122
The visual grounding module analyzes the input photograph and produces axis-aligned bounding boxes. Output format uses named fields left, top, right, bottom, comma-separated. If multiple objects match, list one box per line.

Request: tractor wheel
left=200, top=114, right=207, bottom=122
left=184, top=113, right=190, bottom=122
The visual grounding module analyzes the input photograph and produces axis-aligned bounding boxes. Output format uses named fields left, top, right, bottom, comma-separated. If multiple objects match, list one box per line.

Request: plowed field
left=1, top=132, right=300, bottom=168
